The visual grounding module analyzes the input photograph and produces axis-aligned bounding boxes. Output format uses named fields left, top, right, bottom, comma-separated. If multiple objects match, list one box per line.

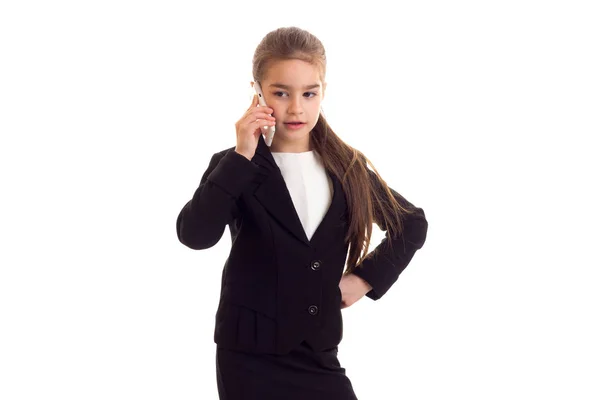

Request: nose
left=287, top=95, right=304, bottom=115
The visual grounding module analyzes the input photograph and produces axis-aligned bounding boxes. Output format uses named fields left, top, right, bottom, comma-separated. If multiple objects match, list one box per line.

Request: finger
left=253, top=118, right=276, bottom=126
left=245, top=108, right=276, bottom=121
left=243, top=108, right=275, bottom=121
left=250, top=111, right=275, bottom=121
left=244, top=106, right=274, bottom=121
left=252, top=106, right=274, bottom=117
left=248, top=94, right=258, bottom=109
left=249, top=118, right=276, bottom=129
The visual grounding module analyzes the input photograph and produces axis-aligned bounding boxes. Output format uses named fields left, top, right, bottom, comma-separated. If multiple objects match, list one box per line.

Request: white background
left=1, top=1, right=599, bottom=399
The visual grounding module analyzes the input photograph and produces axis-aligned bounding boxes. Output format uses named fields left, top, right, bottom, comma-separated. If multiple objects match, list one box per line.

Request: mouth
left=284, top=122, right=306, bottom=126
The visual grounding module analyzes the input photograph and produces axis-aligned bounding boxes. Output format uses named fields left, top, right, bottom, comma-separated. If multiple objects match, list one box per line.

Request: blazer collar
left=253, top=132, right=279, bottom=170
left=249, top=134, right=347, bottom=248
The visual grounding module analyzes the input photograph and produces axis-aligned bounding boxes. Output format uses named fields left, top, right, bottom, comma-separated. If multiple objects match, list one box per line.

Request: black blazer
left=176, top=134, right=428, bottom=355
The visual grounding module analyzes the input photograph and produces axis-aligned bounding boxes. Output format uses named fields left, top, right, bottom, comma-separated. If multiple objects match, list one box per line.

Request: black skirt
left=216, top=340, right=359, bottom=400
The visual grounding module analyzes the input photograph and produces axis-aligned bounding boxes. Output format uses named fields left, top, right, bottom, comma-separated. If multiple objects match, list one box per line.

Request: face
left=255, top=59, right=326, bottom=152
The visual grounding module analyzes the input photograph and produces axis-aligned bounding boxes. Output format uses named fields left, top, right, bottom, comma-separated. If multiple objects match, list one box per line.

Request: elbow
left=406, top=207, right=428, bottom=249
left=176, top=212, right=223, bottom=250
left=177, top=227, right=220, bottom=250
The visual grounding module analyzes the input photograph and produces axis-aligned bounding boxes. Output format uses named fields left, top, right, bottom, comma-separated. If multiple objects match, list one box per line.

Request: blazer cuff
left=206, top=150, right=260, bottom=197
left=352, top=207, right=428, bottom=301
left=352, top=251, right=398, bottom=301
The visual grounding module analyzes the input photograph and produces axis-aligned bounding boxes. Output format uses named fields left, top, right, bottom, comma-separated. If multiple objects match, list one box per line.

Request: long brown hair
left=252, top=26, right=416, bottom=275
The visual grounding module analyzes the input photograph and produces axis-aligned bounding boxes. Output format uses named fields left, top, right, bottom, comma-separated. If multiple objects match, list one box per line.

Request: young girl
left=176, top=26, right=428, bottom=400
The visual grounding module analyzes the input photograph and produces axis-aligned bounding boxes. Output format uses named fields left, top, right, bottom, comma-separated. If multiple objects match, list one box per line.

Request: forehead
left=263, top=59, right=322, bottom=88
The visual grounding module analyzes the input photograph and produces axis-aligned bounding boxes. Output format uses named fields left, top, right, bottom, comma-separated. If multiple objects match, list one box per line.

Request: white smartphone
left=253, top=82, right=276, bottom=146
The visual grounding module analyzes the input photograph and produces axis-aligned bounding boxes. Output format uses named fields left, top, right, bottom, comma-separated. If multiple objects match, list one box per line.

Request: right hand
left=234, top=94, right=276, bottom=160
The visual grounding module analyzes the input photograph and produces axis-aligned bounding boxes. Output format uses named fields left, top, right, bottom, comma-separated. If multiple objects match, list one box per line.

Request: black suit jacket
left=176, top=134, right=428, bottom=355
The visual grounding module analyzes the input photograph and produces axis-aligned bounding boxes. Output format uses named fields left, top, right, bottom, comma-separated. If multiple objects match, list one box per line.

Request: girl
left=176, top=26, right=428, bottom=400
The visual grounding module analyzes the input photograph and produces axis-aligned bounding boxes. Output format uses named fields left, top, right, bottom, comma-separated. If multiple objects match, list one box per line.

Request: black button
left=308, top=305, right=318, bottom=315
left=310, top=260, right=322, bottom=270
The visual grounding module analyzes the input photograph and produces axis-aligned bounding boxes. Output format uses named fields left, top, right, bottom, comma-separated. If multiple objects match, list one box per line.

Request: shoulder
left=214, top=145, right=237, bottom=159
left=197, top=146, right=238, bottom=180
left=204, top=145, right=237, bottom=166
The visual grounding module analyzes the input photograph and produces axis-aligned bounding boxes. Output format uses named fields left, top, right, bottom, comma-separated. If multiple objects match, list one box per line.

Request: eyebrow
left=268, top=83, right=321, bottom=90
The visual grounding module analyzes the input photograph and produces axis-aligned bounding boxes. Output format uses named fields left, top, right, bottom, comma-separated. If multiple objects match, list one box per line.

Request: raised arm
left=176, top=150, right=260, bottom=250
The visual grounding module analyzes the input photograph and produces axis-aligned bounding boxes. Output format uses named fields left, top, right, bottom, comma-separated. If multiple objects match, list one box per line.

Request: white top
left=271, top=150, right=333, bottom=241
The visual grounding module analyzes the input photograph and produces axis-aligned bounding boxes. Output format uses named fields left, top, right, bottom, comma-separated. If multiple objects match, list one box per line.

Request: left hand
left=339, top=273, right=373, bottom=309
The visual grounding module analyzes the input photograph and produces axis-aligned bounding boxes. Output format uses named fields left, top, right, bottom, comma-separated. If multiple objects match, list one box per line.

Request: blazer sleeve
left=176, top=149, right=260, bottom=250
left=351, top=171, right=428, bottom=300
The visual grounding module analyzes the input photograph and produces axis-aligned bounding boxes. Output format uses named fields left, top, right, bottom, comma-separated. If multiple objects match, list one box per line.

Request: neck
left=270, top=141, right=312, bottom=153
left=268, top=136, right=312, bottom=153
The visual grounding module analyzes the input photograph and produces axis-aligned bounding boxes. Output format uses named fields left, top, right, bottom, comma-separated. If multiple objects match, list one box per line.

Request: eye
left=272, top=91, right=318, bottom=98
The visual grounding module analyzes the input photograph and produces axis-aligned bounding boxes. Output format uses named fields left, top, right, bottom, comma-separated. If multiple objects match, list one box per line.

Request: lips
left=284, top=121, right=306, bottom=130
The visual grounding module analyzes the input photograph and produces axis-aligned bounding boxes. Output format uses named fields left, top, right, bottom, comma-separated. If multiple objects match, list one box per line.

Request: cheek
left=269, top=106, right=281, bottom=118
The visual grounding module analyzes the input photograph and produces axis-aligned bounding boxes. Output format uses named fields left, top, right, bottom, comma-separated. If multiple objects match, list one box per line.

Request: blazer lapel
left=250, top=134, right=347, bottom=248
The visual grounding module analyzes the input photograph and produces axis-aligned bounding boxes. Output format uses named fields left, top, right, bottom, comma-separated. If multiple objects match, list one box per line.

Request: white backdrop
left=1, top=1, right=599, bottom=399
